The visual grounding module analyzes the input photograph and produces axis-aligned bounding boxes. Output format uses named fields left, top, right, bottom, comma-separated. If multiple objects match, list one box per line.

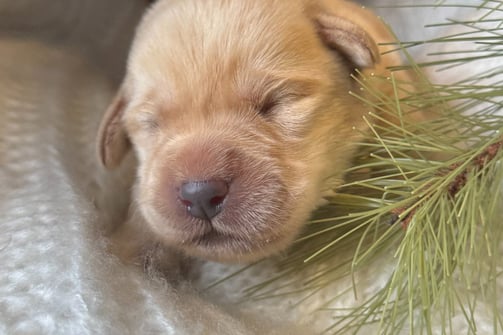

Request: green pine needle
left=208, top=3, right=503, bottom=334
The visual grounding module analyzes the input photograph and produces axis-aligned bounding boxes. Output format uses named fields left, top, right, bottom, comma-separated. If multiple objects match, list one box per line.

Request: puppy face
left=98, top=0, right=396, bottom=262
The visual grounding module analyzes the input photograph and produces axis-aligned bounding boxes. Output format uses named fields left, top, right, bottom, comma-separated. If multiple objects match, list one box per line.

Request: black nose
left=179, top=180, right=229, bottom=220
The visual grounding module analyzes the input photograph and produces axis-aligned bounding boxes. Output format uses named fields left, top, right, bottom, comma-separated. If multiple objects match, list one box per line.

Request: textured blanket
left=0, top=1, right=500, bottom=334
left=0, top=1, right=265, bottom=334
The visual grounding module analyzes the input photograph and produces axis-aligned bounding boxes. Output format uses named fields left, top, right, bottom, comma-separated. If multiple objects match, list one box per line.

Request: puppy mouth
left=144, top=175, right=290, bottom=261
left=141, top=138, right=298, bottom=261
left=180, top=223, right=283, bottom=262
left=186, top=226, right=239, bottom=247
left=179, top=214, right=274, bottom=246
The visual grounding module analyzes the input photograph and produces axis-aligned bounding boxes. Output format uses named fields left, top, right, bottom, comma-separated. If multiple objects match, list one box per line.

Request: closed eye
left=255, top=90, right=312, bottom=118
left=139, top=116, right=159, bottom=131
left=126, top=109, right=160, bottom=133
left=135, top=101, right=160, bottom=131
left=257, top=92, right=280, bottom=116
left=247, top=77, right=318, bottom=118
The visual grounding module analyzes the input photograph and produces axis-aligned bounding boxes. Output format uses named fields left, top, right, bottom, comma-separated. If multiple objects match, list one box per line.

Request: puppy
left=98, top=0, right=416, bottom=264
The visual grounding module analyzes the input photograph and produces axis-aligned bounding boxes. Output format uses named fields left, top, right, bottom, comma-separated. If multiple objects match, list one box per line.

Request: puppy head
left=98, top=0, right=388, bottom=262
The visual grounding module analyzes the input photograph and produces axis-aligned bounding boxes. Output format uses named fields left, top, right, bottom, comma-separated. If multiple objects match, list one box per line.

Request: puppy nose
left=179, top=180, right=229, bottom=220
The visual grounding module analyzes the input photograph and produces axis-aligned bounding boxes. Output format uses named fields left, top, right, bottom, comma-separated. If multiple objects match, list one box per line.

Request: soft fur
left=98, top=0, right=418, bottom=264
left=1, top=1, right=500, bottom=334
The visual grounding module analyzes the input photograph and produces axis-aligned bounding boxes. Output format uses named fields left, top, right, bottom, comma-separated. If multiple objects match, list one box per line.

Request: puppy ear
left=313, top=12, right=380, bottom=69
left=97, top=87, right=131, bottom=169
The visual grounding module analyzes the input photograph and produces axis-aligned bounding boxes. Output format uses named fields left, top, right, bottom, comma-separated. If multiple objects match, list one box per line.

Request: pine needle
left=208, top=2, right=503, bottom=334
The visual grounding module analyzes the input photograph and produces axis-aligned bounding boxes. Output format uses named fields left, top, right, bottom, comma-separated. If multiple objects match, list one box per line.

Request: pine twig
left=392, top=139, right=503, bottom=229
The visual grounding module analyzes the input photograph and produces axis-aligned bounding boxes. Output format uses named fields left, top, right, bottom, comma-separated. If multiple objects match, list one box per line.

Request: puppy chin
left=146, top=219, right=300, bottom=263
left=137, top=185, right=305, bottom=263
left=134, top=134, right=312, bottom=263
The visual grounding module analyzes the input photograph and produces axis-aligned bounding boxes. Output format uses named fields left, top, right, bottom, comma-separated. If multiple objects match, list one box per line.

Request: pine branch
left=392, top=138, right=503, bottom=229
left=209, top=3, right=503, bottom=334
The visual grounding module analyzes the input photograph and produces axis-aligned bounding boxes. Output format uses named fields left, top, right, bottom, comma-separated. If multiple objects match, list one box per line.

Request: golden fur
left=98, top=0, right=418, bottom=263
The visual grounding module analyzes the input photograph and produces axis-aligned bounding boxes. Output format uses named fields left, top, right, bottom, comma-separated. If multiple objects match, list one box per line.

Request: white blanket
left=0, top=2, right=267, bottom=334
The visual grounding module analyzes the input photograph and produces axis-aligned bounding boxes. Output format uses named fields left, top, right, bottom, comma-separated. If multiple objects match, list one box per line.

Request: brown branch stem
left=391, top=139, right=502, bottom=229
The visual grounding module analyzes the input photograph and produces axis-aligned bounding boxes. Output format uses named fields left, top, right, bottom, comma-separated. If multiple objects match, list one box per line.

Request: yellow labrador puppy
left=98, top=0, right=415, bottom=264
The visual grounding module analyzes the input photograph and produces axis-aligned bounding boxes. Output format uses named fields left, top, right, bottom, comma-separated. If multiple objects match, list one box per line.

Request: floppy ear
left=314, top=13, right=380, bottom=68
left=97, top=87, right=131, bottom=169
